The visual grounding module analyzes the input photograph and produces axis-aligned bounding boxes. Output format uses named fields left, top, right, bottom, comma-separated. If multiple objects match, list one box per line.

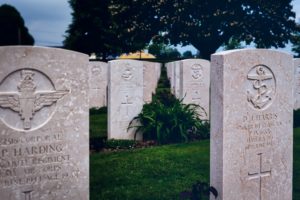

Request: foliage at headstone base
left=104, top=139, right=137, bottom=150
left=128, top=93, right=210, bottom=145
left=180, top=180, right=218, bottom=200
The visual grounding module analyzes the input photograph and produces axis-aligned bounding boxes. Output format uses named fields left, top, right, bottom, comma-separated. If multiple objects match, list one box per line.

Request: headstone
left=155, top=63, right=162, bottom=84
left=180, top=59, right=210, bottom=120
left=210, top=49, right=293, bottom=200
left=294, top=58, right=300, bottom=110
left=88, top=61, right=108, bottom=108
left=166, top=62, right=173, bottom=80
left=0, top=46, right=89, bottom=200
left=143, top=61, right=160, bottom=103
left=173, top=61, right=181, bottom=98
left=108, top=60, right=143, bottom=140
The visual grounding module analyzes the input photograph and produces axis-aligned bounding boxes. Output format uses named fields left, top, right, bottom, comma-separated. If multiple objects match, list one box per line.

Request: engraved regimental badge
left=246, top=65, right=276, bottom=110
left=0, top=69, right=69, bottom=130
left=191, top=64, right=203, bottom=80
left=121, top=64, right=133, bottom=81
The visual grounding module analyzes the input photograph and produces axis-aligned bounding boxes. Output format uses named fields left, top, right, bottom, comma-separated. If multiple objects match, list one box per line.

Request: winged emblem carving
left=0, top=70, right=69, bottom=130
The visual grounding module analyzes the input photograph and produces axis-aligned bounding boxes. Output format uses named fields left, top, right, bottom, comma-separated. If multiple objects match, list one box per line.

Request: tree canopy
left=64, top=0, right=159, bottom=58
left=64, top=0, right=297, bottom=59
left=0, top=4, right=34, bottom=46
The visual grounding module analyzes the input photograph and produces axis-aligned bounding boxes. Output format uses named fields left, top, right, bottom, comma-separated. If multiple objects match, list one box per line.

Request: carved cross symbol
left=121, top=95, right=133, bottom=117
left=23, top=190, right=33, bottom=200
left=248, top=153, right=271, bottom=200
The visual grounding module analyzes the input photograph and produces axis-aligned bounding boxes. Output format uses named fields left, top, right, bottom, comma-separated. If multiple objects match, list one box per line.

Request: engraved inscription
left=246, top=65, right=276, bottom=110
left=23, top=190, right=33, bottom=200
left=190, top=64, right=203, bottom=80
left=0, top=130, right=78, bottom=189
left=0, top=70, right=69, bottom=130
left=239, top=112, right=279, bottom=150
left=248, top=153, right=271, bottom=200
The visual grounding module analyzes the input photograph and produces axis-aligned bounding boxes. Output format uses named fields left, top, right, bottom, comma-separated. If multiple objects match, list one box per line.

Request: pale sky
left=1, top=0, right=300, bottom=54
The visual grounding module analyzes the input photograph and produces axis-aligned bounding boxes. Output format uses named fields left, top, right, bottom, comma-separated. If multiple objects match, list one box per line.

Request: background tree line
left=64, top=0, right=299, bottom=60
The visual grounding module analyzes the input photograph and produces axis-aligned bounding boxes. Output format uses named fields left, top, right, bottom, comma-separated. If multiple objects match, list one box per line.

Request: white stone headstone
left=173, top=61, right=181, bottom=98
left=294, top=58, right=300, bottom=110
left=155, top=63, right=162, bottom=83
left=180, top=59, right=210, bottom=120
left=0, top=46, right=89, bottom=200
left=210, top=49, right=293, bottom=200
left=88, top=61, right=108, bottom=108
left=108, top=60, right=143, bottom=140
left=143, top=61, right=160, bottom=103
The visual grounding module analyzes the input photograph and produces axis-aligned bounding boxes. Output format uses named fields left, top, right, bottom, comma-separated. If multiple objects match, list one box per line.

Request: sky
left=1, top=0, right=300, bottom=54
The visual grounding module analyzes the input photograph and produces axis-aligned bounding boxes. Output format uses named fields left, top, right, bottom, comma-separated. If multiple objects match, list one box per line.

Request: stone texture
left=88, top=61, right=108, bottom=108
left=143, top=61, right=160, bottom=103
left=155, top=62, right=162, bottom=84
left=173, top=61, right=181, bottom=98
left=108, top=60, right=143, bottom=140
left=294, top=58, right=300, bottom=110
left=180, top=59, right=210, bottom=120
left=210, top=49, right=293, bottom=200
left=0, top=46, right=89, bottom=200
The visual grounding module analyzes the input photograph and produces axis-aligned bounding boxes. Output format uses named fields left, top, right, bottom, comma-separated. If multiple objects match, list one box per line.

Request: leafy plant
left=128, top=93, right=209, bottom=144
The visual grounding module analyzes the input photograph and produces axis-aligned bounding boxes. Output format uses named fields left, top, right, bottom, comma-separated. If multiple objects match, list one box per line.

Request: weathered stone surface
left=108, top=60, right=143, bottom=140
left=88, top=61, right=108, bottom=108
left=155, top=63, right=162, bottom=83
left=294, top=58, right=300, bottom=110
left=143, top=61, right=160, bottom=103
left=180, top=59, right=210, bottom=120
left=210, top=49, right=293, bottom=200
left=173, top=61, right=181, bottom=98
left=0, top=46, right=89, bottom=200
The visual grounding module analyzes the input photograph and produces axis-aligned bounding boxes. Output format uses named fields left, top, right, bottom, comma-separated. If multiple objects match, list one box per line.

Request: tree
left=122, top=0, right=296, bottom=59
left=65, top=0, right=297, bottom=60
left=158, top=0, right=297, bottom=59
left=291, top=24, right=300, bottom=58
left=64, top=0, right=159, bottom=58
left=182, top=50, right=194, bottom=59
left=148, top=41, right=181, bottom=60
left=0, top=4, right=34, bottom=45
left=223, top=36, right=244, bottom=50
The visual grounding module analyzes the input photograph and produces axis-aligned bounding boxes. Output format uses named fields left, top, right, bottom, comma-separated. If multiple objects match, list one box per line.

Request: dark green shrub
left=129, top=94, right=209, bottom=144
left=104, top=139, right=137, bottom=149
left=90, top=107, right=107, bottom=115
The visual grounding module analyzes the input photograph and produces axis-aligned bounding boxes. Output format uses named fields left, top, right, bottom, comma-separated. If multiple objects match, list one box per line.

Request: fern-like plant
left=128, top=93, right=209, bottom=144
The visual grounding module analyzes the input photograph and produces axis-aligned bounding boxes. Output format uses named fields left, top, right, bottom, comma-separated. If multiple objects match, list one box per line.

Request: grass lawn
left=90, top=128, right=300, bottom=200
left=90, top=107, right=107, bottom=138
left=90, top=140, right=209, bottom=200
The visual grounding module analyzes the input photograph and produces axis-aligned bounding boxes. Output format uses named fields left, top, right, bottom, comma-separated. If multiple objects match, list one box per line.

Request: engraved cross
left=248, top=153, right=271, bottom=200
left=121, top=95, right=133, bottom=117
left=23, top=190, right=33, bottom=200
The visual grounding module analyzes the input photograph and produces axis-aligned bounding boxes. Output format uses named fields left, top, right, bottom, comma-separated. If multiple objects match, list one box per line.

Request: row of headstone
left=88, top=60, right=161, bottom=140
left=88, top=60, right=161, bottom=109
left=166, top=59, right=210, bottom=120
left=0, top=46, right=298, bottom=200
